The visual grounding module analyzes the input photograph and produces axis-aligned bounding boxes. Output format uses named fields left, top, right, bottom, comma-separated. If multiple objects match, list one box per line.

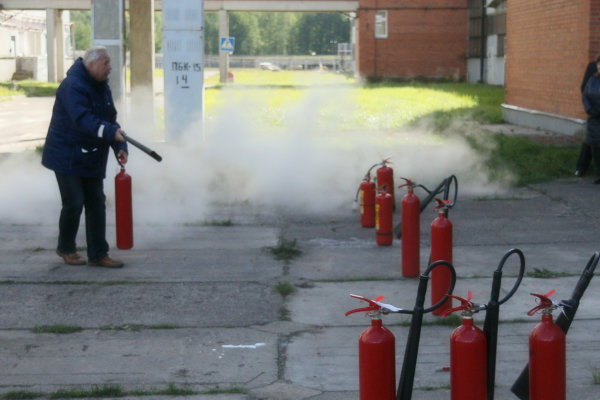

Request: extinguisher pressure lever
left=345, top=294, right=408, bottom=316
left=440, top=293, right=483, bottom=317
left=434, top=198, right=453, bottom=211
left=527, top=291, right=569, bottom=316
left=399, top=177, right=416, bottom=190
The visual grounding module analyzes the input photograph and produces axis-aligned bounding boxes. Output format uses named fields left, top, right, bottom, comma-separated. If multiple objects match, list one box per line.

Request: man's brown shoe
left=56, top=249, right=86, bottom=266
left=88, top=256, right=124, bottom=268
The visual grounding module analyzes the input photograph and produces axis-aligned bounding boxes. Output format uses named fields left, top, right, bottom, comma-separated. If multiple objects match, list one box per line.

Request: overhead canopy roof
left=0, top=0, right=359, bottom=12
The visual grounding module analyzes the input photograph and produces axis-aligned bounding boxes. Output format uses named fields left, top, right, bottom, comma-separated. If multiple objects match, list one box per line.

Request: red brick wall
left=356, top=0, right=468, bottom=79
left=505, top=0, right=599, bottom=119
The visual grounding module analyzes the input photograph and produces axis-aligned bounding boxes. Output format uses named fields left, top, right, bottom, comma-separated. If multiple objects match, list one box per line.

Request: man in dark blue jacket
left=42, top=47, right=128, bottom=268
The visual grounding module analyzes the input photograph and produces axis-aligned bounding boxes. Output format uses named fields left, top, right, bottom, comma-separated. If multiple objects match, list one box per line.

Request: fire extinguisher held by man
left=42, top=46, right=128, bottom=268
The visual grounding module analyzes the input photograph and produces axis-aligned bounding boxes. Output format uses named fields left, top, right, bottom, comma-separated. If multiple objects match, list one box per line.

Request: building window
left=375, top=11, right=388, bottom=39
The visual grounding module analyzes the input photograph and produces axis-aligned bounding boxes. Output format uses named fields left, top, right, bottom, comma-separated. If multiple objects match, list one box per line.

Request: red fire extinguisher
left=377, top=158, right=395, bottom=209
left=376, top=186, right=393, bottom=246
left=527, top=290, right=566, bottom=400
left=345, top=294, right=399, bottom=400
left=431, top=198, right=453, bottom=315
left=399, top=178, right=420, bottom=277
left=442, top=291, right=487, bottom=400
left=115, top=157, right=133, bottom=250
left=360, top=174, right=376, bottom=228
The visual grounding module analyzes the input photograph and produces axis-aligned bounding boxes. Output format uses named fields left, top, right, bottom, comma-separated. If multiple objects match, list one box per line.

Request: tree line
left=71, top=11, right=350, bottom=56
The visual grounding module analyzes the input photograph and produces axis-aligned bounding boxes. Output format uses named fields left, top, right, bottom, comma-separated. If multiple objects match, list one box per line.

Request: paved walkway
left=0, top=94, right=598, bottom=399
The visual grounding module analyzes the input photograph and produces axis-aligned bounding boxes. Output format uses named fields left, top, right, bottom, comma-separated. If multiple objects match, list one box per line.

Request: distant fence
left=154, top=54, right=354, bottom=72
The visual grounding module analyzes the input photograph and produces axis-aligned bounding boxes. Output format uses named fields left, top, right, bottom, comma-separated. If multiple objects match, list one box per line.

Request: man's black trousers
left=55, top=172, right=109, bottom=262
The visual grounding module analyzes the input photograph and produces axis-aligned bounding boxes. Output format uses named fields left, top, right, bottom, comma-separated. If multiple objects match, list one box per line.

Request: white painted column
left=219, top=9, right=229, bottom=84
left=162, top=0, right=205, bottom=140
left=92, top=0, right=126, bottom=103
left=46, top=8, right=56, bottom=82
left=56, top=9, right=65, bottom=80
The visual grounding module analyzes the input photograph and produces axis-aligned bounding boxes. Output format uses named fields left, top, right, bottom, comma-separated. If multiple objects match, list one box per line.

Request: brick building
left=503, top=0, right=600, bottom=134
left=355, top=0, right=469, bottom=80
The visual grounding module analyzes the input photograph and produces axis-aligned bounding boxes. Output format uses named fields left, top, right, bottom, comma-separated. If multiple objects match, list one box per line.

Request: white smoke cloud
left=0, top=80, right=505, bottom=230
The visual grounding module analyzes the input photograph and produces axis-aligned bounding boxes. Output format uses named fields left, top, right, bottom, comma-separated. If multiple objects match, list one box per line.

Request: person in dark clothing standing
left=575, top=55, right=600, bottom=178
left=580, top=57, right=599, bottom=93
left=42, top=47, right=128, bottom=267
left=576, top=57, right=600, bottom=183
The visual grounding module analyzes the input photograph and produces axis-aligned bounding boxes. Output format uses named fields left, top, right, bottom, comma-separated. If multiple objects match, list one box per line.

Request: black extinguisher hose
left=353, top=162, right=382, bottom=203
left=394, top=175, right=458, bottom=239
left=124, top=135, right=163, bottom=162
left=510, top=251, right=600, bottom=400
left=396, top=260, right=457, bottom=400
left=483, top=248, right=525, bottom=400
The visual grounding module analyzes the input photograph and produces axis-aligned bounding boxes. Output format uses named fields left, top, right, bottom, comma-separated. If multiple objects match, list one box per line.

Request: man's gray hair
left=83, top=46, right=109, bottom=66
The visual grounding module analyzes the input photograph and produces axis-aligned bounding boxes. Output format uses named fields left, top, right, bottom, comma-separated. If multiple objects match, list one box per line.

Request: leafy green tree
left=154, top=12, right=163, bottom=53
left=289, top=13, right=350, bottom=55
left=229, top=12, right=262, bottom=54
left=69, top=10, right=350, bottom=56
left=70, top=11, right=91, bottom=50
left=204, top=12, right=219, bottom=55
left=256, top=12, right=297, bottom=55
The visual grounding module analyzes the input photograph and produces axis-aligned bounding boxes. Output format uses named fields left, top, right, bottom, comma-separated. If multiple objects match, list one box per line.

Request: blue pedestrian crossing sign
left=220, top=37, right=235, bottom=52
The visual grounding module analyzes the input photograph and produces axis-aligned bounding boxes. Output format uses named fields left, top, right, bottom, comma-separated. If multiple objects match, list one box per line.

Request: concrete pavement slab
left=0, top=281, right=281, bottom=329
left=0, top=328, right=277, bottom=393
left=0, top=248, right=283, bottom=283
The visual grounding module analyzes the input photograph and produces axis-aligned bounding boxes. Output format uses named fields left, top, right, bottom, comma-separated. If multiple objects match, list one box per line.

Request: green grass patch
left=268, top=237, right=302, bottom=261
left=1, top=391, right=43, bottom=399
left=417, top=385, right=451, bottom=391
left=425, top=314, right=462, bottom=327
left=205, top=73, right=504, bottom=132
left=156, top=383, right=194, bottom=396
left=526, top=268, right=574, bottom=278
left=275, top=281, right=296, bottom=297
left=593, top=369, right=600, bottom=384
left=0, top=81, right=59, bottom=97
left=0, top=84, right=22, bottom=98
left=31, top=325, right=83, bottom=334
left=202, top=386, right=247, bottom=394
left=50, top=385, right=124, bottom=399
left=203, top=219, right=234, bottom=226
left=99, top=323, right=178, bottom=331
left=467, top=133, right=579, bottom=186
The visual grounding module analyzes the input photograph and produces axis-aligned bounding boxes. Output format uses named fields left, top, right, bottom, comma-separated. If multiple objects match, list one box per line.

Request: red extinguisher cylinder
left=360, top=179, right=376, bottom=228
left=529, top=313, right=566, bottom=400
left=377, top=165, right=395, bottom=208
left=376, top=191, right=393, bottom=246
left=450, top=317, right=487, bottom=400
left=358, top=319, right=396, bottom=400
left=431, top=211, right=452, bottom=315
left=115, top=167, right=133, bottom=250
left=401, top=188, right=420, bottom=277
